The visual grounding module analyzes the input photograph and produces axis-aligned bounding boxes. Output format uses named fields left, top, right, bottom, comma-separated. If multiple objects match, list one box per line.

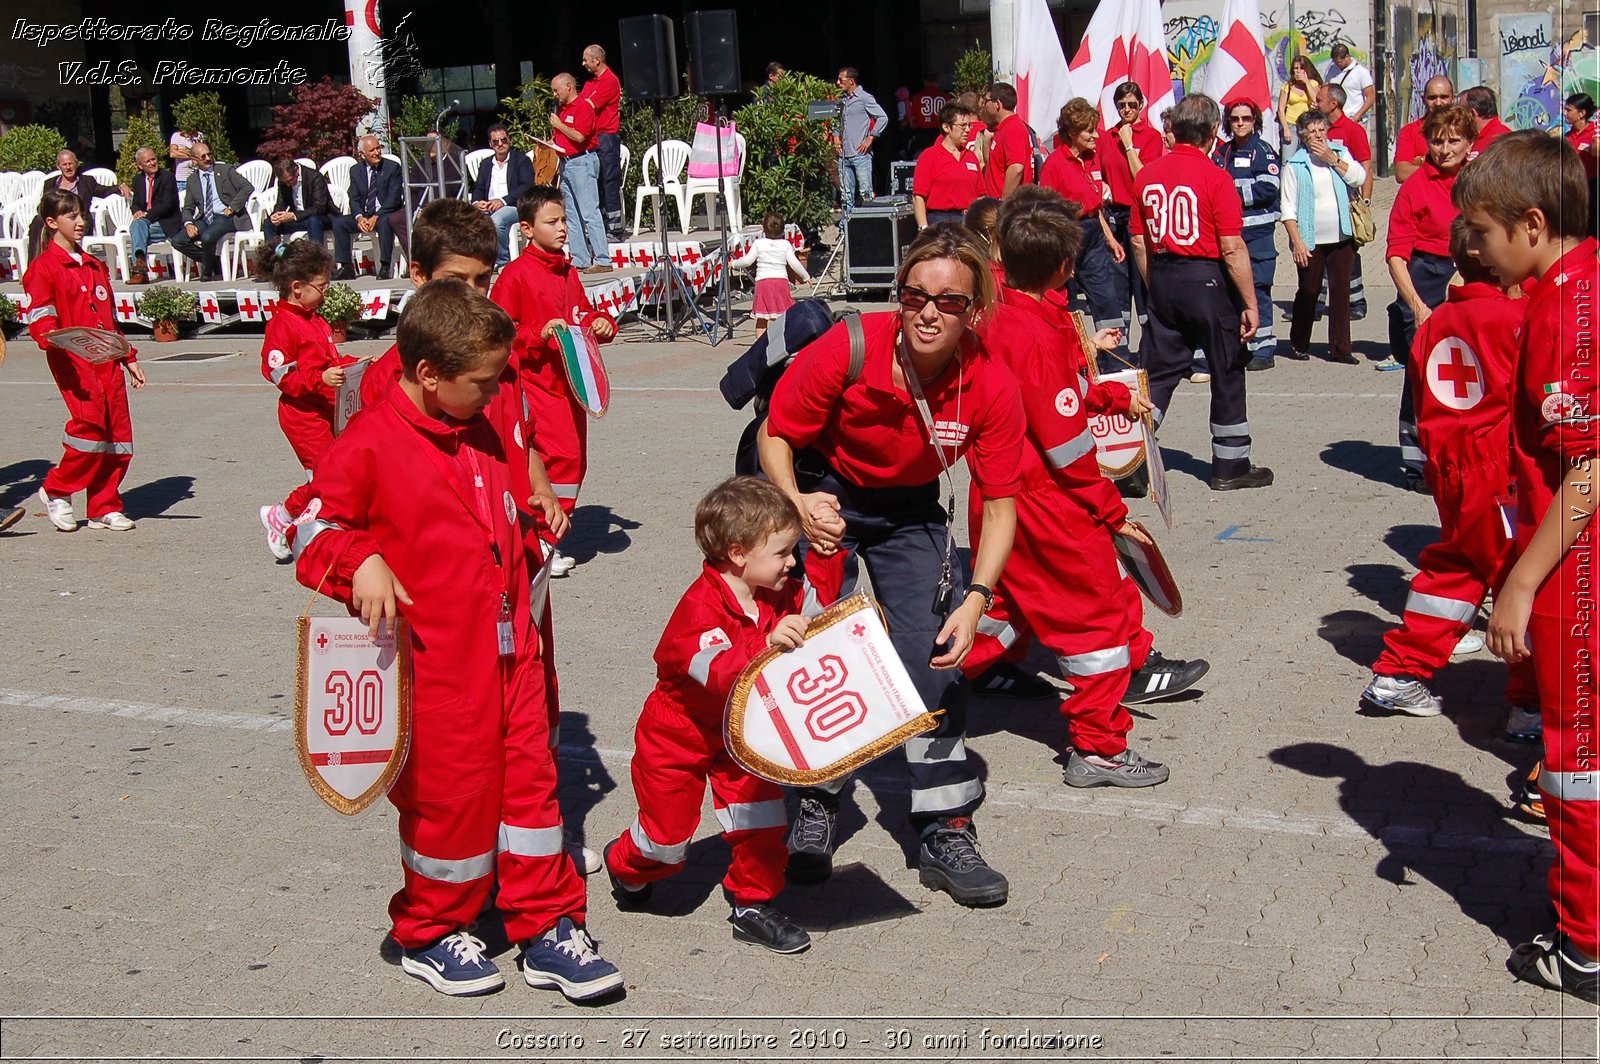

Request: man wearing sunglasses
left=471, top=123, right=535, bottom=268
left=1101, top=82, right=1164, bottom=336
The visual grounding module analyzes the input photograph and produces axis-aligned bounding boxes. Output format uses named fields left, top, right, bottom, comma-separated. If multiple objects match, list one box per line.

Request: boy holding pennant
left=603, top=476, right=812, bottom=955
left=26, top=189, right=145, bottom=533
left=293, top=281, right=622, bottom=1001
left=491, top=185, right=618, bottom=578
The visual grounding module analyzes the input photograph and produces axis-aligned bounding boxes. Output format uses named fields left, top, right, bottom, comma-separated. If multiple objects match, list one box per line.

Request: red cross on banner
left=361, top=289, right=391, bottom=320
left=681, top=245, right=701, bottom=264
left=199, top=294, right=221, bottom=323
left=115, top=295, right=137, bottom=321
left=236, top=292, right=261, bottom=321
left=261, top=294, right=281, bottom=320
left=634, top=248, right=654, bottom=267
left=610, top=247, right=629, bottom=268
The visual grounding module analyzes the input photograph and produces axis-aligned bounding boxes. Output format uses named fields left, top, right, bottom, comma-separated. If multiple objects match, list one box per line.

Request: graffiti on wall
left=1164, top=6, right=1365, bottom=100
left=1386, top=3, right=1460, bottom=164
left=1501, top=24, right=1595, bottom=132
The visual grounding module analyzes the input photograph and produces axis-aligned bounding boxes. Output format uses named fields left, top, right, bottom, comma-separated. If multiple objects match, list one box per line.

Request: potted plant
left=318, top=281, right=362, bottom=342
left=136, top=285, right=197, bottom=342
left=0, top=293, right=20, bottom=340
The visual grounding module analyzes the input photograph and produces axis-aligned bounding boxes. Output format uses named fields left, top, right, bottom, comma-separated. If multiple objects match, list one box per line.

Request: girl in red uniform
left=27, top=189, right=145, bottom=533
left=257, top=240, right=358, bottom=559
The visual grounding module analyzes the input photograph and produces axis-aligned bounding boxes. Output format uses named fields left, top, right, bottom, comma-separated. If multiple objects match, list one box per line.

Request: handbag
left=686, top=121, right=742, bottom=178
left=1350, top=195, right=1376, bottom=246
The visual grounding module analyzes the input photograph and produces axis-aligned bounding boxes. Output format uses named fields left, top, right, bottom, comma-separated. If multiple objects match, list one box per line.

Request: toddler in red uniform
left=256, top=240, right=359, bottom=559
left=294, top=280, right=621, bottom=1001
left=1464, top=131, right=1600, bottom=1003
left=1361, top=218, right=1538, bottom=732
left=27, top=189, right=145, bottom=533
left=604, top=476, right=813, bottom=954
left=490, top=185, right=617, bottom=577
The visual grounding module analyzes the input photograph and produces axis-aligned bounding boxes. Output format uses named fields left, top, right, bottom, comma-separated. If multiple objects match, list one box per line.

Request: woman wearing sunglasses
left=1211, top=99, right=1281, bottom=372
left=758, top=224, right=1023, bottom=908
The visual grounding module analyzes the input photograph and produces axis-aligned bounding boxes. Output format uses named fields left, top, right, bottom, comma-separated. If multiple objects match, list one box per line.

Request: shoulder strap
left=844, top=313, right=865, bottom=386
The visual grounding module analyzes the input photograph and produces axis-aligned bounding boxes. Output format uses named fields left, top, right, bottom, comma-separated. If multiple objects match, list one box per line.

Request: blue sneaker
left=520, top=917, right=624, bottom=1001
left=400, top=930, right=504, bottom=996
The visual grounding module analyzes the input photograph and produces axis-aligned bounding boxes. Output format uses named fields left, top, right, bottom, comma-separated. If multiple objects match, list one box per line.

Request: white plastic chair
left=463, top=148, right=495, bottom=186
left=0, top=172, right=22, bottom=211
left=221, top=188, right=274, bottom=281
left=619, top=143, right=632, bottom=186
left=83, top=195, right=134, bottom=280
left=88, top=195, right=120, bottom=236
left=0, top=201, right=30, bottom=281
left=83, top=166, right=118, bottom=188
left=294, top=157, right=316, bottom=170
left=237, top=159, right=273, bottom=195
left=683, top=131, right=748, bottom=232
left=19, top=171, right=46, bottom=204
left=630, top=140, right=691, bottom=235
left=319, top=156, right=356, bottom=203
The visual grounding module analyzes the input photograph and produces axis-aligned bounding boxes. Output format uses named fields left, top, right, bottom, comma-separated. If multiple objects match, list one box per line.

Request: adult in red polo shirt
left=580, top=44, right=625, bottom=240
left=980, top=82, right=1035, bottom=197
left=1564, top=92, right=1599, bottom=235
left=912, top=102, right=982, bottom=228
left=1039, top=97, right=1125, bottom=361
left=1393, top=76, right=1455, bottom=182
left=906, top=74, right=948, bottom=155
left=1128, top=93, right=1269, bottom=491
left=1102, top=81, right=1164, bottom=331
left=1462, top=86, right=1510, bottom=159
left=759, top=225, right=1023, bottom=906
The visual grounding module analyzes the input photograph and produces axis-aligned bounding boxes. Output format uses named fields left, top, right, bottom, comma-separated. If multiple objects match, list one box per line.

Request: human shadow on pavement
left=1270, top=741, right=1548, bottom=948
left=564, top=504, right=641, bottom=563
left=0, top=459, right=51, bottom=511
left=122, top=475, right=197, bottom=519
left=1381, top=523, right=1438, bottom=569
left=556, top=712, right=616, bottom=850
left=1318, top=608, right=1394, bottom=667
left=1345, top=562, right=1411, bottom=618
left=1320, top=440, right=1403, bottom=488
left=1156, top=445, right=1212, bottom=485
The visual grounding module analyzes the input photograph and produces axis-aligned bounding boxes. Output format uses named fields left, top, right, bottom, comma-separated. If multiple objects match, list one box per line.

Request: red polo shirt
left=1471, top=116, right=1511, bottom=158
left=1038, top=145, right=1104, bottom=216
left=553, top=98, right=596, bottom=157
left=1327, top=112, right=1371, bottom=164
left=908, top=89, right=947, bottom=130
left=579, top=67, right=622, bottom=136
left=1567, top=122, right=1599, bottom=180
left=766, top=311, right=1024, bottom=497
left=1129, top=144, right=1243, bottom=258
left=1511, top=238, right=1600, bottom=615
left=1386, top=160, right=1458, bottom=260
left=1101, top=120, right=1163, bottom=206
left=1394, top=118, right=1427, bottom=170
left=912, top=141, right=982, bottom=212
left=984, top=113, right=1035, bottom=197
left=966, top=120, right=987, bottom=149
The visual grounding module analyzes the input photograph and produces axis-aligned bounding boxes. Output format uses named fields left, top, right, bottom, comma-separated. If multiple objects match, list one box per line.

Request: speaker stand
left=637, top=103, right=715, bottom=345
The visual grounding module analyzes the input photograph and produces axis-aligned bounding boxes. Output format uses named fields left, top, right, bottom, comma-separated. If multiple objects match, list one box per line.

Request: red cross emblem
left=364, top=293, right=387, bottom=317
left=201, top=295, right=219, bottom=318
left=852, top=623, right=865, bottom=637
left=610, top=248, right=629, bottom=267
left=1426, top=337, right=1484, bottom=411
left=316, top=631, right=330, bottom=649
left=681, top=246, right=701, bottom=263
left=238, top=296, right=259, bottom=317
left=116, top=296, right=136, bottom=318
left=261, top=296, right=281, bottom=318
left=635, top=248, right=653, bottom=266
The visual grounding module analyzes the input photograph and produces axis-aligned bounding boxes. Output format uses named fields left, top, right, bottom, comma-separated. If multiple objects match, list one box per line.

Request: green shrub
left=0, top=293, right=18, bottom=323
left=499, top=76, right=558, bottom=150
left=954, top=44, right=995, bottom=95
left=733, top=72, right=838, bottom=237
left=392, top=95, right=459, bottom=145
left=115, top=107, right=165, bottom=185
left=172, top=92, right=235, bottom=164
left=0, top=124, right=68, bottom=172
left=318, top=282, right=363, bottom=324
left=136, top=285, right=198, bottom=325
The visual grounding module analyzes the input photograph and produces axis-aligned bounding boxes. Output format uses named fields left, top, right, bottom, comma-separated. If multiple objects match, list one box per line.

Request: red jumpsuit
left=24, top=242, right=137, bottom=517
left=961, top=294, right=1150, bottom=755
left=490, top=244, right=616, bottom=517
left=1511, top=239, right=1600, bottom=956
left=1372, top=282, right=1535, bottom=706
left=261, top=302, right=358, bottom=472
left=606, top=565, right=799, bottom=903
left=294, top=381, right=583, bottom=948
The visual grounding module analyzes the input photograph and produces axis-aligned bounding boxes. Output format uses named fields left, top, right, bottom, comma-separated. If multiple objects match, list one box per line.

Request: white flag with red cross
left=1197, top=0, right=1279, bottom=144
left=235, top=290, right=264, bottom=322
left=1063, top=0, right=1176, bottom=134
left=360, top=289, right=391, bottom=320
left=198, top=291, right=223, bottom=324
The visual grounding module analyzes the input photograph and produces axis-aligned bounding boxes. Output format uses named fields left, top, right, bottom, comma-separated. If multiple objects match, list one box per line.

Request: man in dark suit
left=27, top=149, right=111, bottom=259
left=124, top=146, right=180, bottom=285
left=171, top=140, right=253, bottom=281
left=263, top=157, right=333, bottom=249
left=469, top=123, right=534, bottom=266
left=333, top=134, right=403, bottom=279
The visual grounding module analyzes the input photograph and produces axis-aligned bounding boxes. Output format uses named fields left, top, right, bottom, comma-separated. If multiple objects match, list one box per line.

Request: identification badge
left=1232, top=156, right=1251, bottom=167
left=497, top=593, right=515, bottom=657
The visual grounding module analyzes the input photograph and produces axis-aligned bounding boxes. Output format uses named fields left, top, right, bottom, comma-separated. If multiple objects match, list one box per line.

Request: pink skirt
left=752, top=277, right=796, bottom=320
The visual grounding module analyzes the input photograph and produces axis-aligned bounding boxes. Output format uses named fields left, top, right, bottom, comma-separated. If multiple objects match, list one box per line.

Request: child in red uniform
left=490, top=185, right=617, bottom=576
left=604, top=476, right=813, bottom=953
left=256, top=240, right=359, bottom=559
left=1362, top=218, right=1539, bottom=732
left=1464, top=131, right=1600, bottom=1003
left=294, top=280, right=621, bottom=1001
left=27, top=189, right=145, bottom=532
left=964, top=189, right=1183, bottom=786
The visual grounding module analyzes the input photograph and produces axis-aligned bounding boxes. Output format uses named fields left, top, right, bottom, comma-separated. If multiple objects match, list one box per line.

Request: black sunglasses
left=899, top=285, right=975, bottom=315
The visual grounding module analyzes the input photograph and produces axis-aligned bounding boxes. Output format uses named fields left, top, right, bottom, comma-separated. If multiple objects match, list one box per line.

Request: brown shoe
left=581, top=264, right=613, bottom=274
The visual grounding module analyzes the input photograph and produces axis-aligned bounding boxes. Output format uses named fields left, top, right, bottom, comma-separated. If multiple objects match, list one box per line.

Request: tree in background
left=498, top=76, right=558, bottom=150
left=955, top=43, right=995, bottom=95
left=115, top=107, right=166, bottom=185
left=172, top=92, right=236, bottom=164
left=391, top=95, right=460, bottom=146
left=0, top=125, right=68, bottom=172
left=733, top=72, right=837, bottom=237
left=256, top=78, right=380, bottom=163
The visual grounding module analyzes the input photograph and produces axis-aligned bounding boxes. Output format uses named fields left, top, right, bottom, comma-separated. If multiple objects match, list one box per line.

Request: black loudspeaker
left=685, top=9, right=741, bottom=95
left=619, top=15, right=678, bottom=100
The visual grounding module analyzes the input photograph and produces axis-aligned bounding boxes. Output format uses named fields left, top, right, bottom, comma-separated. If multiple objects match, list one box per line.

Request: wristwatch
left=964, top=583, right=995, bottom=613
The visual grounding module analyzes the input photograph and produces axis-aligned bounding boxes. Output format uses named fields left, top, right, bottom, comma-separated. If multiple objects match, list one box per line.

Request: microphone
left=435, top=99, right=461, bottom=133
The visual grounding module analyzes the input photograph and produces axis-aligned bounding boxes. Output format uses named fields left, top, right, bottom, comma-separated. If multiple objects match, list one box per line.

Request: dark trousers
left=1070, top=214, right=1127, bottom=370
left=333, top=212, right=395, bottom=268
left=1244, top=227, right=1278, bottom=361
left=793, top=465, right=981, bottom=833
left=169, top=215, right=236, bottom=276
left=926, top=209, right=966, bottom=226
left=263, top=214, right=328, bottom=244
left=1387, top=251, right=1455, bottom=475
left=1104, top=204, right=1148, bottom=334
left=597, top=131, right=624, bottom=237
left=1291, top=239, right=1355, bottom=361
left=1145, top=256, right=1253, bottom=480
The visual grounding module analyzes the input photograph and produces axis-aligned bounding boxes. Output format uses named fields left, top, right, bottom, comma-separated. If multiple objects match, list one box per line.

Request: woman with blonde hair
left=1278, top=54, right=1323, bottom=152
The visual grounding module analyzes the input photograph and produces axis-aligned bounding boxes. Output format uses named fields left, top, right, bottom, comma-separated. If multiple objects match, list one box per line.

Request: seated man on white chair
left=332, top=135, right=403, bottom=280
left=123, top=147, right=180, bottom=285
left=470, top=123, right=533, bottom=268
left=263, top=157, right=333, bottom=250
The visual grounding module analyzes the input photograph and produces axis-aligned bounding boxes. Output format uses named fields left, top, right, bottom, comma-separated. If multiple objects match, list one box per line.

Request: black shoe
left=971, top=662, right=1058, bottom=700
left=1326, top=351, right=1359, bottom=365
left=729, top=903, right=811, bottom=954
left=1402, top=470, right=1430, bottom=495
left=602, top=840, right=652, bottom=910
left=786, top=795, right=838, bottom=884
left=918, top=817, right=1008, bottom=906
left=1245, top=355, right=1275, bottom=372
left=1210, top=465, right=1274, bottom=491
left=1280, top=346, right=1311, bottom=361
left=1117, top=466, right=1149, bottom=499
left=1508, top=931, right=1600, bottom=1004
left=331, top=264, right=355, bottom=281
left=1122, top=652, right=1210, bottom=705
left=378, top=261, right=393, bottom=280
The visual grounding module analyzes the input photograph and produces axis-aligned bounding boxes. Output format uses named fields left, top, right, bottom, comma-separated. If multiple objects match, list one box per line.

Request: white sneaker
left=567, top=841, right=602, bottom=876
left=87, top=511, right=136, bottom=531
left=549, top=549, right=577, bottom=578
left=1452, top=631, right=1486, bottom=656
left=260, top=504, right=292, bottom=561
left=1191, top=371, right=1212, bottom=384
left=38, top=488, right=76, bottom=532
left=1361, top=673, right=1443, bottom=716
